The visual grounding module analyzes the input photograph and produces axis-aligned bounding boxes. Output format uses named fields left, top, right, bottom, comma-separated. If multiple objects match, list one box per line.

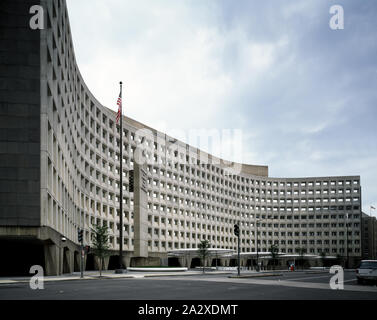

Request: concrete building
left=0, top=0, right=363, bottom=275
left=361, top=213, right=377, bottom=260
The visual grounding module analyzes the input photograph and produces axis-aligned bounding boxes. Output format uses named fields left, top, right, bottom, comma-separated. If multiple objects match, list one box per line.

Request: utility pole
left=78, top=229, right=83, bottom=278
left=234, top=224, right=240, bottom=276
left=238, top=228, right=240, bottom=276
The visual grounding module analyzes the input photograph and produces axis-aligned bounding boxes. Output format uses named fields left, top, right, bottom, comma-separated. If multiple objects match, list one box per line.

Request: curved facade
left=0, top=0, right=362, bottom=275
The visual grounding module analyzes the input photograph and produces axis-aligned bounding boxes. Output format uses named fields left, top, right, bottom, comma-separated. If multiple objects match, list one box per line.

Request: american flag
left=371, top=206, right=376, bottom=210
left=116, top=93, right=122, bottom=124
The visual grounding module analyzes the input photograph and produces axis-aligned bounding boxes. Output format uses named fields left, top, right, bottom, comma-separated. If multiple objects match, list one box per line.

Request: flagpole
left=118, top=81, right=124, bottom=272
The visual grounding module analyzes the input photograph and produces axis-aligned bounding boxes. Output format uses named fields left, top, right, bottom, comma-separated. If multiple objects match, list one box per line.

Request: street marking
left=0, top=280, right=17, bottom=284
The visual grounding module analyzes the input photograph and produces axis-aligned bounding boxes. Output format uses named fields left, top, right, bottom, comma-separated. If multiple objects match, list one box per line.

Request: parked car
left=356, top=260, right=377, bottom=284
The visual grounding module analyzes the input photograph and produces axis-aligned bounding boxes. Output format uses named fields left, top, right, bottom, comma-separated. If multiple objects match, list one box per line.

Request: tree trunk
left=100, top=257, right=103, bottom=277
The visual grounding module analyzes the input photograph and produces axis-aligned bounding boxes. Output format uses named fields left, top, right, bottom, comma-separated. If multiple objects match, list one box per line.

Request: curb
left=0, top=276, right=97, bottom=285
left=143, top=272, right=233, bottom=278
left=0, top=271, right=233, bottom=285
left=229, top=273, right=283, bottom=279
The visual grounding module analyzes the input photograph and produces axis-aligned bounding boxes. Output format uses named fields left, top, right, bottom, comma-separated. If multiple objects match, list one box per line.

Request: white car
left=356, top=260, right=377, bottom=284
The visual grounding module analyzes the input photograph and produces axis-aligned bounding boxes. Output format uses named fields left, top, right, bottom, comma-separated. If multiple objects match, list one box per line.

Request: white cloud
left=66, top=0, right=377, bottom=214
left=66, top=0, right=290, bottom=136
left=67, top=0, right=236, bottom=135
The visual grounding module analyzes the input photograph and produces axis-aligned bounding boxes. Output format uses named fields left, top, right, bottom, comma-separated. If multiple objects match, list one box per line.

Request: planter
left=127, top=267, right=188, bottom=272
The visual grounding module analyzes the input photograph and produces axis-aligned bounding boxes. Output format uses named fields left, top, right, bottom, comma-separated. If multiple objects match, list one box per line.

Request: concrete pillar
left=83, top=254, right=87, bottom=271
left=74, top=251, right=80, bottom=272
left=44, top=244, right=59, bottom=276
left=181, top=256, right=192, bottom=268
left=103, top=256, right=110, bottom=271
left=63, top=248, right=74, bottom=274
left=97, top=256, right=110, bottom=271
left=161, top=257, right=169, bottom=266
left=94, top=256, right=100, bottom=271
left=178, top=257, right=185, bottom=267
left=94, top=256, right=110, bottom=271
left=122, top=256, right=131, bottom=268
left=69, top=249, right=74, bottom=273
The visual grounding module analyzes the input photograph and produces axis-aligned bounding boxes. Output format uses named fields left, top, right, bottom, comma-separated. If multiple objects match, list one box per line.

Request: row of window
left=142, top=240, right=360, bottom=254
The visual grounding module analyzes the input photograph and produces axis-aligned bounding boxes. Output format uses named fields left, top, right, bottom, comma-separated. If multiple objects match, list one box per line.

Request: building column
left=63, top=248, right=74, bottom=274
left=133, top=159, right=148, bottom=258
left=83, top=253, right=87, bottom=271
left=122, top=256, right=131, bottom=268
left=103, top=256, right=110, bottom=271
left=74, top=251, right=80, bottom=272
left=178, top=257, right=186, bottom=268
left=44, top=244, right=59, bottom=276
left=94, top=256, right=100, bottom=271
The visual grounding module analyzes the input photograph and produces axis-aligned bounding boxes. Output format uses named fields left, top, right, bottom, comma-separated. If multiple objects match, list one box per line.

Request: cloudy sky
left=66, top=0, right=377, bottom=216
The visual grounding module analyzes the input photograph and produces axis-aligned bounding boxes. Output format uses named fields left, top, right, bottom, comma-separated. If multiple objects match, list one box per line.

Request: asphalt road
left=0, top=271, right=376, bottom=300
left=235, top=270, right=361, bottom=284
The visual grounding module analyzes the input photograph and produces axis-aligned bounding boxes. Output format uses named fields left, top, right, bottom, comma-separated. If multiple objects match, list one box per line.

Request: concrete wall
left=0, top=0, right=41, bottom=226
left=133, top=161, right=148, bottom=258
left=361, top=213, right=377, bottom=260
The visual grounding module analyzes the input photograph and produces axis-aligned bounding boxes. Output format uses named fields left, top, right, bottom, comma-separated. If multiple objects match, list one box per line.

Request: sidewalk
left=0, top=270, right=233, bottom=285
